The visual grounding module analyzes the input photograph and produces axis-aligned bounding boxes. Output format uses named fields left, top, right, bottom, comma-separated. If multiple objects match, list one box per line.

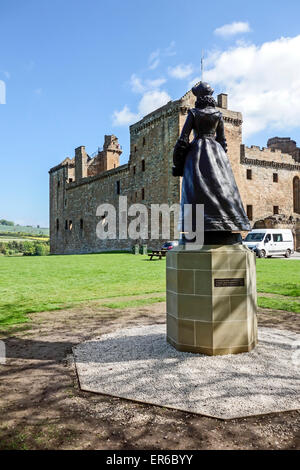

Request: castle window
left=293, top=176, right=300, bottom=213
left=135, top=191, right=137, bottom=202
left=65, top=220, right=68, bottom=230
left=142, top=159, right=145, bottom=172
left=141, top=188, right=145, bottom=200
left=273, top=173, right=278, bottom=183
left=80, top=218, right=83, bottom=230
left=273, top=206, right=279, bottom=215
left=246, top=205, right=253, bottom=221
left=116, top=181, right=120, bottom=195
left=134, top=146, right=137, bottom=153
left=65, top=198, right=67, bottom=207
left=57, top=180, right=60, bottom=188
left=69, top=220, right=73, bottom=231
left=246, top=169, right=252, bottom=180
left=143, top=137, right=146, bottom=146
left=133, top=165, right=136, bottom=175
left=56, top=219, right=59, bottom=232
left=69, top=178, right=73, bottom=183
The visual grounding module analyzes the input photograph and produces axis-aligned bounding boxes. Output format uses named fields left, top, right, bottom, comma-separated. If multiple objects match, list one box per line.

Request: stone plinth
left=166, top=244, right=258, bottom=355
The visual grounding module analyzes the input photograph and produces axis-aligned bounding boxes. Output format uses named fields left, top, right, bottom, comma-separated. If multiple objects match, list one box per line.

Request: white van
left=242, top=229, right=294, bottom=258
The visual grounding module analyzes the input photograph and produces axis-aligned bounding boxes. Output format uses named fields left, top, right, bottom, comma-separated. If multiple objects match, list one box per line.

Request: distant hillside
left=0, top=224, right=49, bottom=236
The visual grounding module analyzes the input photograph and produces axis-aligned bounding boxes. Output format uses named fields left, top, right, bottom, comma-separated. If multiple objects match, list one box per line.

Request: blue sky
left=1, top=0, right=300, bottom=227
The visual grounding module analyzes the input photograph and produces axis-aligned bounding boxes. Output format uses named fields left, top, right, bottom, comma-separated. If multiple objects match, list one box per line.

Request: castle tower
left=102, top=135, right=122, bottom=171
left=75, top=146, right=88, bottom=180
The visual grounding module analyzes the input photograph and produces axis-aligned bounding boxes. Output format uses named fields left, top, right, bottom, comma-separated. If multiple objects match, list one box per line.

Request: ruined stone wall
left=87, top=135, right=122, bottom=176
left=49, top=162, right=74, bottom=254
left=50, top=165, right=132, bottom=254
left=239, top=145, right=300, bottom=222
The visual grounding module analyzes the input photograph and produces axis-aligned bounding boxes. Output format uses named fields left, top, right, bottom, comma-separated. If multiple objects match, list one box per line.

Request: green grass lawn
left=0, top=254, right=299, bottom=328
left=0, top=253, right=166, bottom=327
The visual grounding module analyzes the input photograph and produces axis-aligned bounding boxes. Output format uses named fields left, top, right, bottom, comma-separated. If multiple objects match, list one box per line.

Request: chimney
left=217, top=93, right=228, bottom=109
left=75, top=146, right=88, bottom=180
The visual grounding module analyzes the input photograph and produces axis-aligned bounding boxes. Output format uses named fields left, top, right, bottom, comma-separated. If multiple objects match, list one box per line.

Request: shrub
left=34, top=243, right=49, bottom=256
left=0, top=239, right=49, bottom=256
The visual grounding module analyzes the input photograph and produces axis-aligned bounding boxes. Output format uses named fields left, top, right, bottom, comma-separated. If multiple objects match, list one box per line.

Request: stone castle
left=49, top=88, right=300, bottom=254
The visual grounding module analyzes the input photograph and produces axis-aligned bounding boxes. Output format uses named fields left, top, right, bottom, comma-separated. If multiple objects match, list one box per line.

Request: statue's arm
left=172, top=111, right=194, bottom=176
left=216, top=115, right=228, bottom=153
left=178, top=110, right=194, bottom=143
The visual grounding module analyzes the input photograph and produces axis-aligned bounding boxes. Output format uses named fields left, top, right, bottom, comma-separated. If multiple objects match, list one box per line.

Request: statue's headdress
left=192, top=82, right=214, bottom=97
left=192, top=82, right=216, bottom=109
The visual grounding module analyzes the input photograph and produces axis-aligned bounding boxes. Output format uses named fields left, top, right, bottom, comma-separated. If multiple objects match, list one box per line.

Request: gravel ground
left=74, top=325, right=300, bottom=420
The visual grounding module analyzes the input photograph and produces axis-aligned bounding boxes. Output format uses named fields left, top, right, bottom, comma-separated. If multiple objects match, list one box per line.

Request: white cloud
left=34, top=88, right=42, bottom=95
left=114, top=42, right=175, bottom=126
left=130, top=74, right=145, bottom=93
left=138, top=90, right=171, bottom=116
left=0, top=80, right=6, bottom=104
left=130, top=74, right=166, bottom=93
left=164, top=41, right=176, bottom=57
left=113, top=90, right=171, bottom=126
left=204, top=35, right=300, bottom=137
left=146, top=78, right=167, bottom=88
left=168, top=64, right=194, bottom=79
left=214, top=21, right=251, bottom=37
left=148, top=42, right=176, bottom=70
left=112, top=105, right=138, bottom=126
left=148, top=50, right=160, bottom=70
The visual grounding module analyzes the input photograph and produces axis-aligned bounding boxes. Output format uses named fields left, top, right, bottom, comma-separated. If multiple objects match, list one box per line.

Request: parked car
left=242, top=229, right=294, bottom=258
left=161, top=241, right=179, bottom=251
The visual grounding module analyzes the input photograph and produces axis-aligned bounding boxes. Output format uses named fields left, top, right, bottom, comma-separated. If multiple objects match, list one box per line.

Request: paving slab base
left=73, top=325, right=300, bottom=419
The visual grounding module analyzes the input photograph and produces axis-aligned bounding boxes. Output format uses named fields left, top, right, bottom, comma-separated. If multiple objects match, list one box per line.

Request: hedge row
left=0, top=240, right=50, bottom=256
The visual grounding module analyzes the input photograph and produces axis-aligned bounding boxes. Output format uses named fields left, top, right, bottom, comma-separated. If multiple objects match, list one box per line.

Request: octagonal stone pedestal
left=166, top=244, right=258, bottom=356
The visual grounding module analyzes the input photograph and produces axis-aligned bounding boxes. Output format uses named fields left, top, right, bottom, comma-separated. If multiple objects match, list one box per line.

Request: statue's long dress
left=173, top=107, right=251, bottom=233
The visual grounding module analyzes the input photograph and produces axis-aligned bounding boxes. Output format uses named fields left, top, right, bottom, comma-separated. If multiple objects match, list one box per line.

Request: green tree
left=0, top=219, right=14, bottom=226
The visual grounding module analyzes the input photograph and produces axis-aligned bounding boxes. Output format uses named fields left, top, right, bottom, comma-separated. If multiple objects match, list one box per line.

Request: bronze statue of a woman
left=173, top=82, right=251, bottom=245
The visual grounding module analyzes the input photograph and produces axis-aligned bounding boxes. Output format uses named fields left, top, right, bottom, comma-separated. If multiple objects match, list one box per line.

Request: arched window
left=293, top=176, right=300, bottom=214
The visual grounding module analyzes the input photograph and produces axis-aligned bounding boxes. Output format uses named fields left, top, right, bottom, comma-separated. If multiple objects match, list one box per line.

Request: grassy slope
left=0, top=254, right=299, bottom=327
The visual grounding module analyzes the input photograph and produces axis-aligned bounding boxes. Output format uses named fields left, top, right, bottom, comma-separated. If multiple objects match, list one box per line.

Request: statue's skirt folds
left=180, top=137, right=251, bottom=232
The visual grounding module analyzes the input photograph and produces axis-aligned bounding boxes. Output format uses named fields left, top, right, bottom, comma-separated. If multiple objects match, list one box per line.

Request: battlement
left=244, top=141, right=300, bottom=166
left=241, top=142, right=300, bottom=172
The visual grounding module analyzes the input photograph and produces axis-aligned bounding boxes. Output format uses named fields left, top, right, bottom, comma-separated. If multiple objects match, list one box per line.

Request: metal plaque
left=214, top=278, right=245, bottom=287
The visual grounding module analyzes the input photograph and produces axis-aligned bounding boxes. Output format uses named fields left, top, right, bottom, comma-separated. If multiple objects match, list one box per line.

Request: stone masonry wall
left=239, top=145, right=300, bottom=222
left=49, top=87, right=300, bottom=255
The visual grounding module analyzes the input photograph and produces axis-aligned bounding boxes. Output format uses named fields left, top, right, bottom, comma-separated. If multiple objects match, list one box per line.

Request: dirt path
left=0, top=302, right=299, bottom=450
